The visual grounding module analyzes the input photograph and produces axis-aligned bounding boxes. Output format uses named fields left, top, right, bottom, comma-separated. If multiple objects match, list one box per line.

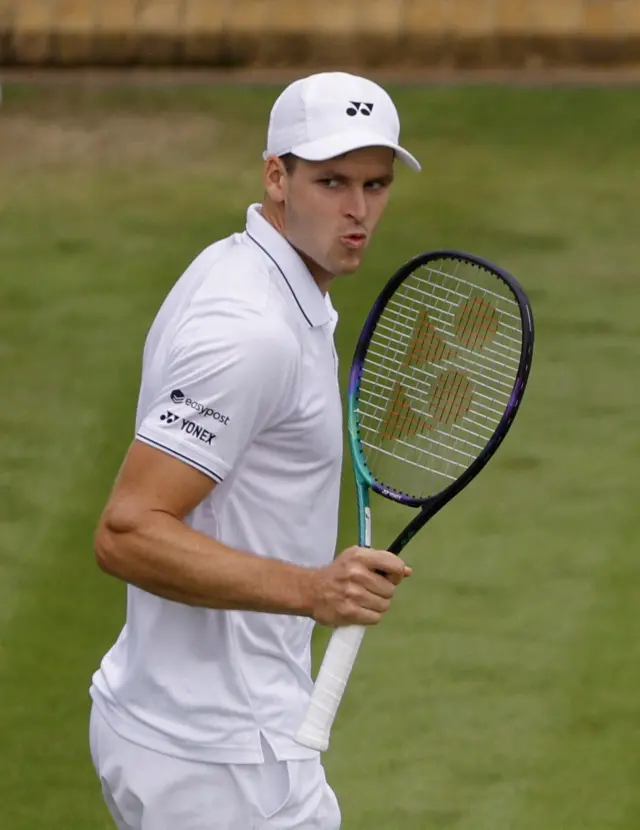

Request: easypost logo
left=170, top=390, right=230, bottom=426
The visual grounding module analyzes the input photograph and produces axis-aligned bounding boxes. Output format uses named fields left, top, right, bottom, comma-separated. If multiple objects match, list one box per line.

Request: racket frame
left=294, top=249, right=534, bottom=752
left=349, top=249, right=534, bottom=552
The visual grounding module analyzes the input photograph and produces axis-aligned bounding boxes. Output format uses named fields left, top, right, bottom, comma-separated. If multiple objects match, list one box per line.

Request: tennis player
left=89, top=71, right=421, bottom=830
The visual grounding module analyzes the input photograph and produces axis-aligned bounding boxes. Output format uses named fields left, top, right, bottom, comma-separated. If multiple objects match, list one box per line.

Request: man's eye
left=319, top=178, right=341, bottom=188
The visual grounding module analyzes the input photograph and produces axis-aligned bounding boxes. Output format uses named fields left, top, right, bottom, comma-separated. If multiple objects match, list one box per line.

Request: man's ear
left=264, top=156, right=288, bottom=204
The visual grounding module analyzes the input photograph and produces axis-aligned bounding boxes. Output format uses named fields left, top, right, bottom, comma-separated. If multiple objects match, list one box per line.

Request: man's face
left=280, top=147, right=395, bottom=277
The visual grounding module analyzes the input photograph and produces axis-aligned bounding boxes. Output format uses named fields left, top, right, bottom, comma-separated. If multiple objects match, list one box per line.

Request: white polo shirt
left=90, top=204, right=343, bottom=764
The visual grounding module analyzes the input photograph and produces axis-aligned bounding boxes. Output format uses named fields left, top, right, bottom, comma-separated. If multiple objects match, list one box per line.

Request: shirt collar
left=244, top=204, right=331, bottom=328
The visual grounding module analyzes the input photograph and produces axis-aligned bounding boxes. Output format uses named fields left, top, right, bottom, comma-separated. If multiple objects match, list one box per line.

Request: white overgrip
left=296, top=503, right=373, bottom=751
left=294, top=624, right=366, bottom=751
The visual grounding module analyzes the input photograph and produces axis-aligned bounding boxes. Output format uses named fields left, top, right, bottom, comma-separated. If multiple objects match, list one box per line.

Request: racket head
left=347, top=249, right=534, bottom=511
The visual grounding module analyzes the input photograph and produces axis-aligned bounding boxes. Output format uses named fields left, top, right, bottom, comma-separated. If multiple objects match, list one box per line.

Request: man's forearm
left=95, top=510, right=316, bottom=617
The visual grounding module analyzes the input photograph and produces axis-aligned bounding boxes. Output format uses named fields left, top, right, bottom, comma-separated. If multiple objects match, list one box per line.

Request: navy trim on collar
left=246, top=232, right=313, bottom=327
left=244, top=204, right=331, bottom=328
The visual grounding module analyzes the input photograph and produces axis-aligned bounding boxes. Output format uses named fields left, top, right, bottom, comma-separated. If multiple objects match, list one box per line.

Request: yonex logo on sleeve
left=160, top=411, right=179, bottom=425
left=180, top=419, right=216, bottom=446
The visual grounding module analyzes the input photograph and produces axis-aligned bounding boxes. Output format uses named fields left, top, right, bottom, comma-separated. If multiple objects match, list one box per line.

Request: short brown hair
left=280, top=153, right=299, bottom=173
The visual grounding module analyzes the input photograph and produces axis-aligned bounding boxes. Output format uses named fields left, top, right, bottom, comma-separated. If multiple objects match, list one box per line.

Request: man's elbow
left=94, top=506, right=137, bottom=578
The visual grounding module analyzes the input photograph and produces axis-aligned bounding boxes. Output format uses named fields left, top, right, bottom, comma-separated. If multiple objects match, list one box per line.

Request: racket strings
left=357, top=259, right=523, bottom=499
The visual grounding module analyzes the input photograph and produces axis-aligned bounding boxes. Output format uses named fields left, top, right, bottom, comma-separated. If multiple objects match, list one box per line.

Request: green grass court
left=1, top=81, right=639, bottom=829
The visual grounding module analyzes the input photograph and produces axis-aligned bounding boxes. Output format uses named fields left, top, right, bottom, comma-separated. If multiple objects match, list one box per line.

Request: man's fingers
left=356, top=548, right=409, bottom=580
left=359, top=569, right=395, bottom=598
left=362, top=593, right=391, bottom=614
left=312, top=545, right=413, bottom=627
left=350, top=607, right=383, bottom=626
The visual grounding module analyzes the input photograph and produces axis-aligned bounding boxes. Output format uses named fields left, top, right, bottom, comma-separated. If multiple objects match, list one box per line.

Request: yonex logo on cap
left=346, top=102, right=374, bottom=117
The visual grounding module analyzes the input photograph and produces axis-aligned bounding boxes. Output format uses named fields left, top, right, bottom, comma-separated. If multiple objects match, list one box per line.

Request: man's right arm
left=94, top=441, right=411, bottom=627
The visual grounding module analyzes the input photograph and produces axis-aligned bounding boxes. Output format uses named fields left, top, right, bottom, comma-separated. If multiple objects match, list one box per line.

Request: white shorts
left=89, top=705, right=341, bottom=830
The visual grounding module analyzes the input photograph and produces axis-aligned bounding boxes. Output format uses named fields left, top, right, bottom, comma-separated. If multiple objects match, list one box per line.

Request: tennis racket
left=295, top=249, right=535, bottom=752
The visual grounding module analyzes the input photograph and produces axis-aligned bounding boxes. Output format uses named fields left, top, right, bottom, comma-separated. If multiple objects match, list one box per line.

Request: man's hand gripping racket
left=295, top=250, right=535, bottom=752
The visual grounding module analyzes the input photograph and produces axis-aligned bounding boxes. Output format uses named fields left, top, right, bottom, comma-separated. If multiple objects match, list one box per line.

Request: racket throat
left=364, top=505, right=372, bottom=548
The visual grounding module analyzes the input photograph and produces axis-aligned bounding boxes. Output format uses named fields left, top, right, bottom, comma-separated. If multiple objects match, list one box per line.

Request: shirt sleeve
left=136, top=315, right=300, bottom=483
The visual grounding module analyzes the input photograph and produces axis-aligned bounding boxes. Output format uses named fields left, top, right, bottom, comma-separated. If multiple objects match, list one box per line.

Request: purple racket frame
left=346, top=249, right=535, bottom=555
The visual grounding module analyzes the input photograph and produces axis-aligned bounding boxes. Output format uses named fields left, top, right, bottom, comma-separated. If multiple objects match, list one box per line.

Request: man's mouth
left=340, top=232, right=367, bottom=250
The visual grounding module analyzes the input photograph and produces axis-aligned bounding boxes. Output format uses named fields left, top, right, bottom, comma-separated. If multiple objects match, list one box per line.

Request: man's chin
left=333, top=252, right=365, bottom=276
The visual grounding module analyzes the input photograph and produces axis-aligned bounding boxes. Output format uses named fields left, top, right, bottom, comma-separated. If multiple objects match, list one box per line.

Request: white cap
left=263, top=72, right=421, bottom=172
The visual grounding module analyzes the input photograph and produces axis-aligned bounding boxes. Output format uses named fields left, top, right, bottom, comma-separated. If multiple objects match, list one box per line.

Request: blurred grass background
left=1, top=82, right=639, bottom=828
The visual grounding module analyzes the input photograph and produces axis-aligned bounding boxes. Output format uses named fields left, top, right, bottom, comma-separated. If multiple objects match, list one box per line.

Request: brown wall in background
left=1, top=0, right=639, bottom=67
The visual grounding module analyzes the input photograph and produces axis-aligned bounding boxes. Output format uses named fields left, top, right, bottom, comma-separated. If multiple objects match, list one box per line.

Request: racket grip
left=295, top=624, right=367, bottom=752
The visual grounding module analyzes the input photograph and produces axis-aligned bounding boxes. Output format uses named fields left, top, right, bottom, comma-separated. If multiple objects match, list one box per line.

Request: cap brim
left=288, top=131, right=421, bottom=172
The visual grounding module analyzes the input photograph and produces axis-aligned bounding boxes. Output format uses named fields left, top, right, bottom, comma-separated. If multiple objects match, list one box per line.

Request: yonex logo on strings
left=380, top=300, right=499, bottom=442
left=346, top=102, right=374, bottom=117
